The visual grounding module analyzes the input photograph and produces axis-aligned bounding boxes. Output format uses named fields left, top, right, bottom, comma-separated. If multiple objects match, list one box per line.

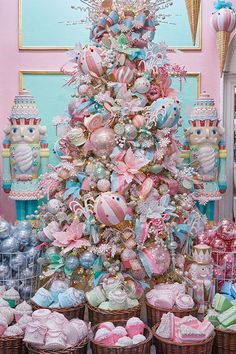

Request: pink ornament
left=134, top=77, right=150, bottom=94
left=211, top=8, right=236, bottom=32
left=218, top=219, right=236, bottom=241
left=115, top=66, right=134, bottom=84
left=79, top=46, right=105, bottom=77
left=90, top=127, right=116, bottom=157
left=139, top=178, right=153, bottom=199
left=78, top=84, right=95, bottom=97
left=84, top=114, right=104, bottom=132
left=220, top=253, right=236, bottom=272
left=230, top=239, right=236, bottom=252
left=198, top=231, right=214, bottom=245
left=94, top=192, right=128, bottom=226
left=211, top=238, right=227, bottom=252
left=132, top=115, right=145, bottom=128
left=143, top=245, right=170, bottom=276
left=213, top=265, right=225, bottom=280
left=97, top=179, right=111, bottom=192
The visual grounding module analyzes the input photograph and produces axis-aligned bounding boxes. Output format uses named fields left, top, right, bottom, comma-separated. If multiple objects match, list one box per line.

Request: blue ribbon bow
left=214, top=1, right=234, bottom=10
left=63, top=173, right=86, bottom=200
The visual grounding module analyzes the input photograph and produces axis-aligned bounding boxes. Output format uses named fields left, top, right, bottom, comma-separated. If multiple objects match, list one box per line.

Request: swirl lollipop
left=210, top=2, right=236, bottom=75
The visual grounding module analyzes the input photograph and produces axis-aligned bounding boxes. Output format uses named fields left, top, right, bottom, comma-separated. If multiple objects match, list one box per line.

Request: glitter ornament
left=13, top=229, right=31, bottom=248
left=15, top=221, right=32, bottom=233
left=65, top=255, right=80, bottom=271
left=79, top=252, right=97, bottom=269
left=9, top=253, right=26, bottom=271
left=90, top=127, right=116, bottom=157
left=0, top=264, right=10, bottom=280
left=0, top=237, right=19, bottom=253
left=94, top=192, right=128, bottom=226
left=150, top=97, right=181, bottom=129
left=134, top=77, right=150, bottom=94
left=0, top=219, right=11, bottom=240
left=47, top=199, right=63, bottom=214
left=97, top=179, right=111, bottom=192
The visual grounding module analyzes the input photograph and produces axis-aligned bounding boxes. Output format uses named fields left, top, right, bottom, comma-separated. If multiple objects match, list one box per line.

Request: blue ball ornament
left=21, top=267, right=34, bottom=281
left=150, top=97, right=181, bottom=129
left=13, top=229, right=32, bottom=248
left=65, top=255, right=80, bottom=271
left=4, top=279, right=20, bottom=290
left=24, top=246, right=39, bottom=264
left=0, top=237, right=19, bottom=253
left=0, top=219, right=11, bottom=240
left=0, top=264, right=10, bottom=280
left=9, top=253, right=26, bottom=271
left=79, top=252, right=96, bottom=269
left=19, top=284, right=32, bottom=300
left=15, top=221, right=32, bottom=232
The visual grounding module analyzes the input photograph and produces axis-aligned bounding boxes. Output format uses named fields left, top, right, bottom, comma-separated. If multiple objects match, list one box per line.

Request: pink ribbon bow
left=53, top=220, right=91, bottom=254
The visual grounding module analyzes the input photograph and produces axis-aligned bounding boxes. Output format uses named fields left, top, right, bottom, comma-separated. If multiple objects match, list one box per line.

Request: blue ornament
left=49, top=279, right=69, bottom=302
left=4, top=279, right=20, bottom=290
left=15, top=221, right=32, bottom=232
left=19, top=284, right=32, bottom=300
left=24, top=246, right=39, bottom=264
left=13, top=229, right=32, bottom=248
left=150, top=98, right=181, bottom=129
left=29, top=232, right=38, bottom=247
left=0, top=264, right=10, bottom=280
left=0, top=237, right=19, bottom=253
left=0, top=219, right=11, bottom=240
left=65, top=255, right=80, bottom=271
left=21, top=267, right=34, bottom=282
left=9, top=253, right=26, bottom=271
left=79, top=251, right=96, bottom=269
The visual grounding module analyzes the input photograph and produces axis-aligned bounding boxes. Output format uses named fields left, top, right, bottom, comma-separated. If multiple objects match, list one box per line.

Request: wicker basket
left=87, top=303, right=141, bottom=326
left=213, top=327, right=236, bottom=354
left=145, top=300, right=198, bottom=328
left=26, top=337, right=88, bottom=354
left=90, top=320, right=152, bottom=354
left=31, top=301, right=86, bottom=321
left=153, top=323, right=215, bottom=354
left=0, top=335, right=28, bottom=354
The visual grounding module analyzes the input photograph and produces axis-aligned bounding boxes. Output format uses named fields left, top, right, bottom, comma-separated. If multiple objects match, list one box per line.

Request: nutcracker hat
left=9, top=89, right=41, bottom=125
left=189, top=92, right=219, bottom=128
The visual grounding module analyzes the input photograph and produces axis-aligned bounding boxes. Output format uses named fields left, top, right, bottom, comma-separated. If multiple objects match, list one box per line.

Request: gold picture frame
left=18, top=0, right=202, bottom=51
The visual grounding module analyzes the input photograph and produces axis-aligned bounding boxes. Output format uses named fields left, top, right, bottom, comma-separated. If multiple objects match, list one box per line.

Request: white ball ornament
left=47, top=199, right=63, bottom=214
left=94, top=192, right=128, bottom=226
left=134, top=77, right=150, bottom=94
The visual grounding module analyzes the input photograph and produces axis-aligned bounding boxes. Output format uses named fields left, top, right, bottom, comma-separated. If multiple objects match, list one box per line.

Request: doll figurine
left=181, top=92, right=227, bottom=221
left=2, top=89, right=49, bottom=220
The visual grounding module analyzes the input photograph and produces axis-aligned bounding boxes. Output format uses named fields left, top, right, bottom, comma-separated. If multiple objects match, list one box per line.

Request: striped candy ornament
left=115, top=66, right=134, bottom=84
left=94, top=192, right=128, bottom=226
left=211, top=8, right=236, bottom=32
left=80, top=46, right=105, bottom=77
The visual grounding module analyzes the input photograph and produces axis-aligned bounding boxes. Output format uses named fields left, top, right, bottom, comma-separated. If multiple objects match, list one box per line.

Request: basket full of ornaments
left=0, top=218, right=41, bottom=301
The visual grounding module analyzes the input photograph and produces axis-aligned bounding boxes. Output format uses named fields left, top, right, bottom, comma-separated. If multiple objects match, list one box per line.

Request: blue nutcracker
left=181, top=92, right=227, bottom=222
left=2, top=89, right=49, bottom=220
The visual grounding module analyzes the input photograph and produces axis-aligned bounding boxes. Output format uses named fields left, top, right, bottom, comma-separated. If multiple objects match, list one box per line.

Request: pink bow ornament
left=53, top=220, right=91, bottom=254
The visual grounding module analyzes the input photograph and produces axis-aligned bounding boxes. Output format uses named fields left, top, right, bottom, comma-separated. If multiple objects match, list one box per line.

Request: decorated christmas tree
left=36, top=0, right=205, bottom=298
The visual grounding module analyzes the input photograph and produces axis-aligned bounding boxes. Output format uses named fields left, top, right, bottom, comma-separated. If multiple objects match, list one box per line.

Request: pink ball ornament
left=211, top=238, right=227, bottom=252
left=90, top=127, right=116, bottom=157
left=79, top=46, right=105, bottom=77
left=134, top=77, right=150, bottom=94
left=97, top=179, right=111, bottom=192
left=220, top=253, right=236, bottom=272
left=94, top=192, right=128, bottom=226
left=78, top=84, right=95, bottom=97
left=213, top=266, right=225, bottom=280
left=230, top=239, right=236, bottom=252
left=132, top=115, right=145, bottom=128
left=211, top=8, right=236, bottom=33
left=115, top=66, right=134, bottom=84
left=218, top=219, right=236, bottom=241
left=84, top=113, right=104, bottom=132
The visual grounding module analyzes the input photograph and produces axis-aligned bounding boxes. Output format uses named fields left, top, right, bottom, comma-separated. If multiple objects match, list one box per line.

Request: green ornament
left=149, top=164, right=163, bottom=174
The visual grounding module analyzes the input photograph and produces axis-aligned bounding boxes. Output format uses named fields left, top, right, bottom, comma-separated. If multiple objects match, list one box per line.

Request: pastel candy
left=86, top=286, right=106, bottom=307
left=31, top=288, right=53, bottom=308
left=205, top=309, right=220, bottom=327
left=221, top=282, right=232, bottom=296
left=231, top=284, right=236, bottom=299
left=212, top=293, right=233, bottom=313
left=58, top=288, right=85, bottom=308
left=218, top=306, right=236, bottom=327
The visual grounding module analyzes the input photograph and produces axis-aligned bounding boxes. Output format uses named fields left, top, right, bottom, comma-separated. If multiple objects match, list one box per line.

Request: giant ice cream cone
left=216, top=31, right=230, bottom=76
left=185, top=0, right=201, bottom=46
left=210, top=4, right=236, bottom=76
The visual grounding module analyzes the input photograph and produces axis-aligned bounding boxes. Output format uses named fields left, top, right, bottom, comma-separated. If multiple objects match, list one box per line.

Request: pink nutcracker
left=2, top=90, right=49, bottom=220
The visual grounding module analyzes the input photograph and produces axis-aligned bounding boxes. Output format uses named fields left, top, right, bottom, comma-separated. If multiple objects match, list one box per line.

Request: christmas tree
left=36, top=0, right=204, bottom=296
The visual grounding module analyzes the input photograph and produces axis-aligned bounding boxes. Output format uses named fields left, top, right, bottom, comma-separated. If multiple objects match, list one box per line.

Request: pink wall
left=0, top=0, right=234, bottom=221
